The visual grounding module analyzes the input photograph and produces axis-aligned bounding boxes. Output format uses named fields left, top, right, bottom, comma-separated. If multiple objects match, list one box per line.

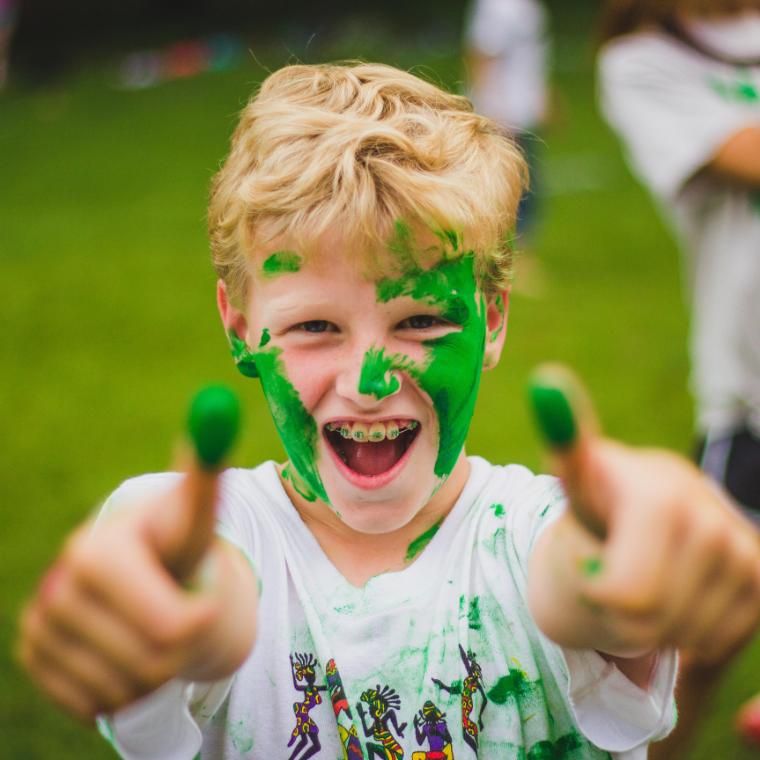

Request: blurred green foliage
left=2, top=5, right=759, bottom=758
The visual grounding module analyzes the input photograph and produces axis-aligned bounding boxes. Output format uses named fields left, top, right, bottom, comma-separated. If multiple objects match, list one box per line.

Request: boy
left=18, top=62, right=760, bottom=759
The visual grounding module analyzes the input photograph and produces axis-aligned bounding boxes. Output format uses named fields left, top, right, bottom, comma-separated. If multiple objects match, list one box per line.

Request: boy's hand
left=528, top=365, right=760, bottom=665
left=17, top=387, right=254, bottom=723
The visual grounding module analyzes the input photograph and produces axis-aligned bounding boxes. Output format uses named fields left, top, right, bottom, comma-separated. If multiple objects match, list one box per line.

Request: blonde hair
left=599, top=0, right=759, bottom=43
left=208, top=62, right=527, bottom=306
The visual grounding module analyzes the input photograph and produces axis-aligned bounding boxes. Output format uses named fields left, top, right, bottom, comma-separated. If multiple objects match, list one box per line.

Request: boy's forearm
left=180, top=539, right=258, bottom=683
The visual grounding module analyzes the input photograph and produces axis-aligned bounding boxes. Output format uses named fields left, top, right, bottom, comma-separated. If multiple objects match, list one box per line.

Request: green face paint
left=227, top=329, right=327, bottom=503
left=261, top=250, right=302, bottom=277
left=358, top=346, right=407, bottom=400
left=376, top=247, right=487, bottom=480
left=404, top=519, right=442, bottom=561
left=258, top=328, right=271, bottom=348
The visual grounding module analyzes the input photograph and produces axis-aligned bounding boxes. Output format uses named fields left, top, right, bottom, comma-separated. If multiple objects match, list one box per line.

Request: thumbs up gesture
left=527, top=365, right=760, bottom=667
left=17, top=387, right=258, bottom=722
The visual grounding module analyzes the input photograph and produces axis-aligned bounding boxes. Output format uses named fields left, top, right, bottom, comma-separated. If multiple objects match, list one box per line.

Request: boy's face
left=218, top=228, right=508, bottom=534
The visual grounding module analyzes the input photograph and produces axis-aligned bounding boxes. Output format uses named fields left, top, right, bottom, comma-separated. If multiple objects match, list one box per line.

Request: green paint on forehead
left=404, top=519, right=442, bottom=561
left=227, top=330, right=327, bottom=504
left=261, top=250, right=302, bottom=277
left=376, top=251, right=486, bottom=479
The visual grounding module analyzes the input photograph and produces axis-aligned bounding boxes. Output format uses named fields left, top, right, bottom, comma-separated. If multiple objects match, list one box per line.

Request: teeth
left=327, top=419, right=418, bottom=443
left=351, top=423, right=368, bottom=442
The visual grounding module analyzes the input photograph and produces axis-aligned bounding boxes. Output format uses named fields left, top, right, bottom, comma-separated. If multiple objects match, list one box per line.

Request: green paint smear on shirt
left=228, top=331, right=327, bottom=504
left=376, top=241, right=486, bottom=479
left=526, top=731, right=582, bottom=759
left=490, top=502, right=505, bottom=517
left=709, top=74, right=759, bottom=103
left=228, top=720, right=254, bottom=753
left=261, top=250, right=302, bottom=277
left=487, top=667, right=531, bottom=704
left=405, top=519, right=442, bottom=561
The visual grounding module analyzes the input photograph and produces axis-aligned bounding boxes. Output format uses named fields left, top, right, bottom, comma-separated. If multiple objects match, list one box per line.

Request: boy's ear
left=217, top=280, right=259, bottom=378
left=482, top=289, right=509, bottom=371
left=216, top=280, right=248, bottom=340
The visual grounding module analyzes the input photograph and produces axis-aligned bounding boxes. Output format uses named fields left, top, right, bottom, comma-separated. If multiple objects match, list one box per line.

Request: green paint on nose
left=358, top=347, right=402, bottom=399
left=187, top=384, right=241, bottom=469
left=261, top=250, right=302, bottom=277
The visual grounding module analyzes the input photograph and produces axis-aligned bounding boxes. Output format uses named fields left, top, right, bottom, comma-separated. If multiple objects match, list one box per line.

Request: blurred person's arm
left=527, top=368, right=760, bottom=688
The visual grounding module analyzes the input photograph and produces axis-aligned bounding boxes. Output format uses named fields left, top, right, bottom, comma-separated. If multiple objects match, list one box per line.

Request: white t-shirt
left=99, top=457, right=676, bottom=760
left=598, top=30, right=760, bottom=437
left=465, top=0, right=549, bottom=131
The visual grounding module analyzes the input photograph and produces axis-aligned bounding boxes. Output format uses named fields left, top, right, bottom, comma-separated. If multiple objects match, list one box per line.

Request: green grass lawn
left=2, top=17, right=759, bottom=759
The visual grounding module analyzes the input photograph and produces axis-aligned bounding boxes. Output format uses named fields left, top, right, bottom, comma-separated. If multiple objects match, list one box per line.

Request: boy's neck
left=279, top=454, right=471, bottom=588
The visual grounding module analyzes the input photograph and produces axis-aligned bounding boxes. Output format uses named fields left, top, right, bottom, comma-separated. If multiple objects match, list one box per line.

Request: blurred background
left=1, top=0, right=758, bottom=757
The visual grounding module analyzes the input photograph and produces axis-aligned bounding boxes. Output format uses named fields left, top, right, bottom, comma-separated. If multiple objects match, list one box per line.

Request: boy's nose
left=335, top=345, right=403, bottom=406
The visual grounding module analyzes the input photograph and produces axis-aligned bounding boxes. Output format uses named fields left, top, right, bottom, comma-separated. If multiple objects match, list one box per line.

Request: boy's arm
left=17, top=387, right=258, bottom=722
left=527, top=367, right=760, bottom=687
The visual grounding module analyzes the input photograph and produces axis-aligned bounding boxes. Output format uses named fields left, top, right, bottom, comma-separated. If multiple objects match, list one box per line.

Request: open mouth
left=324, top=419, right=420, bottom=479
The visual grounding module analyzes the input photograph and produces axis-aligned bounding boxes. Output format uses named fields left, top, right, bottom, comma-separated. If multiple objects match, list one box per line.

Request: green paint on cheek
left=258, top=328, right=271, bottom=348
left=376, top=252, right=486, bottom=479
left=227, top=330, right=327, bottom=504
left=490, top=502, right=505, bottom=517
left=487, top=668, right=530, bottom=704
left=580, top=555, right=603, bottom=577
left=261, top=250, right=302, bottom=277
left=405, top=519, right=442, bottom=561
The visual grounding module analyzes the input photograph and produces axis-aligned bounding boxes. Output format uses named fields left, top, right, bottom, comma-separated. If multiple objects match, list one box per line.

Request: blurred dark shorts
left=697, top=427, right=760, bottom=518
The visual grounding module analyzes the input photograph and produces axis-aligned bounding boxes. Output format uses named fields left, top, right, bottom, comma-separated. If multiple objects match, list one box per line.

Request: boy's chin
left=322, top=475, right=438, bottom=535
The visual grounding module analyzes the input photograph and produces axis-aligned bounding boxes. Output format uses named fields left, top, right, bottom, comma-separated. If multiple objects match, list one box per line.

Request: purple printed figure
left=413, top=700, right=454, bottom=759
left=432, top=645, right=487, bottom=754
left=357, top=684, right=407, bottom=759
left=288, top=652, right=328, bottom=760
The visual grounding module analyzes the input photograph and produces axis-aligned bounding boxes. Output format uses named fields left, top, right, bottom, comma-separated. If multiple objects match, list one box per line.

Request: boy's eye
left=295, top=320, right=335, bottom=333
left=398, top=314, right=447, bottom=330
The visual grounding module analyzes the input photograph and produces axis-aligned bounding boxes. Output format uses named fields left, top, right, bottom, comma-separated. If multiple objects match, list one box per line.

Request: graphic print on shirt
left=326, top=658, right=364, bottom=760
left=288, top=652, right=328, bottom=760
left=411, top=700, right=454, bottom=759
left=356, top=684, right=408, bottom=759
left=432, top=645, right=487, bottom=754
